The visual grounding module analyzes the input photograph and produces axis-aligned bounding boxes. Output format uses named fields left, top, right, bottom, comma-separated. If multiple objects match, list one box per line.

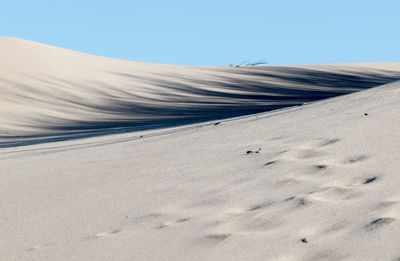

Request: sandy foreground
left=1, top=37, right=400, bottom=260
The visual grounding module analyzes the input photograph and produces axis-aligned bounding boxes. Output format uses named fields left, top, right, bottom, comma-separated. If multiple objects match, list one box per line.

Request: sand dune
left=1, top=36, right=400, bottom=147
left=2, top=37, right=400, bottom=260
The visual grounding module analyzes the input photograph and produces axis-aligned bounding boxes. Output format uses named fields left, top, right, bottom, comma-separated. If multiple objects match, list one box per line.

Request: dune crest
left=1, top=37, right=400, bottom=147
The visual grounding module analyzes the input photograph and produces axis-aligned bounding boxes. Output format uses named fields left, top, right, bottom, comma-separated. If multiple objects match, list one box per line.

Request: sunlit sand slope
left=1, top=77, right=400, bottom=260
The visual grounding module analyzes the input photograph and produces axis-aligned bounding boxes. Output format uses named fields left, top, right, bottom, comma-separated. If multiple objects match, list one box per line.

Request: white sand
left=1, top=37, right=400, bottom=260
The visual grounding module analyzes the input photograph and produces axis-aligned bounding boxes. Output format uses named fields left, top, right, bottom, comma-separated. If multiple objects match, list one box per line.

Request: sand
left=1, top=37, right=400, bottom=260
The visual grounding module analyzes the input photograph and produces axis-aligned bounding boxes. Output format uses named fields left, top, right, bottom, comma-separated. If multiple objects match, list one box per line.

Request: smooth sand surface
left=2, top=37, right=400, bottom=260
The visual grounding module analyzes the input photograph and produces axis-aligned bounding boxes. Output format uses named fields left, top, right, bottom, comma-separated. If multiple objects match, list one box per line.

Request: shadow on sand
left=1, top=66, right=400, bottom=148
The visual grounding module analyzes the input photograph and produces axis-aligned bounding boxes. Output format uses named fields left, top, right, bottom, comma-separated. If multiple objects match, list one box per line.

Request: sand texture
left=1, top=37, right=400, bottom=260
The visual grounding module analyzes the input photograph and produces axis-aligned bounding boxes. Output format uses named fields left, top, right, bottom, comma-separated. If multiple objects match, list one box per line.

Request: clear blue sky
left=2, top=0, right=400, bottom=66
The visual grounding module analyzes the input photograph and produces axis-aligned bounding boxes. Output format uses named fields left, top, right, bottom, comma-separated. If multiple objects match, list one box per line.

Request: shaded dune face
left=1, top=37, right=400, bottom=147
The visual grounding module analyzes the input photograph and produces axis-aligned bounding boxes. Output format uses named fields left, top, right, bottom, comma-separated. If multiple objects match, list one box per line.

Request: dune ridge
left=1, top=36, right=400, bottom=147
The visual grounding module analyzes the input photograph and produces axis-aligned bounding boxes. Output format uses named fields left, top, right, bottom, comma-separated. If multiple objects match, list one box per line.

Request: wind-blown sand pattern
left=2, top=37, right=400, bottom=147
left=2, top=37, right=400, bottom=260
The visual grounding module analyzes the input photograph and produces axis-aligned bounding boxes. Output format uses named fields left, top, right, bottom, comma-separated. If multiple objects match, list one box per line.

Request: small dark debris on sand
left=315, top=165, right=327, bottom=170
left=265, top=160, right=275, bottom=166
left=364, top=113, right=368, bottom=116
left=246, top=148, right=262, bottom=154
left=364, top=176, right=377, bottom=184
left=206, top=234, right=230, bottom=242
left=248, top=201, right=273, bottom=212
left=298, top=198, right=307, bottom=206
left=320, top=138, right=340, bottom=146
left=366, top=217, right=395, bottom=231
left=348, top=155, right=368, bottom=163
left=214, top=122, right=221, bottom=126
left=300, top=238, right=308, bottom=243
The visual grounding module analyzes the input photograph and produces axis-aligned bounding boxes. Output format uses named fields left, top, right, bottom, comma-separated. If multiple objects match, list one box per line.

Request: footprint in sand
left=85, top=229, right=121, bottom=240
left=275, top=178, right=301, bottom=187
left=348, top=175, right=379, bottom=187
left=125, top=212, right=165, bottom=227
left=28, top=244, right=52, bottom=251
left=375, top=201, right=398, bottom=211
left=281, top=195, right=313, bottom=209
left=196, top=233, right=232, bottom=246
left=281, top=137, right=342, bottom=163
left=245, top=147, right=262, bottom=155
left=345, top=155, right=369, bottom=164
left=243, top=216, right=283, bottom=231
left=286, top=138, right=340, bottom=159
left=156, top=217, right=190, bottom=229
left=264, top=160, right=277, bottom=166
left=288, top=196, right=311, bottom=208
left=285, top=148, right=324, bottom=160
left=205, top=234, right=230, bottom=242
left=310, top=186, right=360, bottom=201
left=364, top=176, right=377, bottom=184
left=304, top=164, right=331, bottom=175
left=319, top=138, right=341, bottom=147
left=247, top=201, right=274, bottom=212
left=313, top=164, right=328, bottom=171
left=365, top=217, right=396, bottom=232
left=301, top=248, right=345, bottom=261
left=321, top=221, right=351, bottom=235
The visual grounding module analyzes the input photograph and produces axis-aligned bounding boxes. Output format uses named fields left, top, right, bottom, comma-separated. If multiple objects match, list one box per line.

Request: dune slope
left=1, top=77, right=400, bottom=261
left=1, top=37, right=400, bottom=147
left=2, top=38, right=400, bottom=260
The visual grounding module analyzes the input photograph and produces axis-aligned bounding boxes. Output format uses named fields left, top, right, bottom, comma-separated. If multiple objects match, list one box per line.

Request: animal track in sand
left=285, top=138, right=338, bottom=157
left=196, top=232, right=232, bottom=246
left=28, top=244, right=52, bottom=251
left=301, top=248, right=345, bottom=261
left=348, top=175, right=379, bottom=187
left=374, top=201, right=398, bottom=212
left=365, top=217, right=396, bottom=232
left=243, top=216, right=283, bottom=231
left=275, top=178, right=301, bottom=187
left=248, top=201, right=274, bottom=212
left=305, top=164, right=331, bottom=175
left=321, top=221, right=351, bottom=235
left=246, top=148, right=262, bottom=154
left=314, top=164, right=328, bottom=170
left=208, top=205, right=282, bottom=234
left=126, top=212, right=165, bottom=226
left=319, top=138, right=341, bottom=147
left=285, top=148, right=324, bottom=160
left=285, top=196, right=296, bottom=201
left=264, top=160, right=277, bottom=166
left=204, top=233, right=231, bottom=242
left=364, top=176, right=377, bottom=184
left=310, top=186, right=360, bottom=201
left=279, top=137, right=341, bottom=163
left=346, top=155, right=369, bottom=164
left=85, top=229, right=121, bottom=240
left=294, top=197, right=310, bottom=208
left=156, top=217, right=190, bottom=229
left=187, top=193, right=230, bottom=208
left=284, top=196, right=311, bottom=208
